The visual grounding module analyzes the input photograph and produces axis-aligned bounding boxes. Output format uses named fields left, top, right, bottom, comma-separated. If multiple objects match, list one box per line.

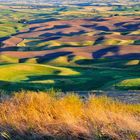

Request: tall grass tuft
left=0, top=91, right=139, bottom=140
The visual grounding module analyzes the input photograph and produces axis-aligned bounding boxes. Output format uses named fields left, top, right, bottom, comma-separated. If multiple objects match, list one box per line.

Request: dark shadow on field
left=114, top=22, right=127, bottom=27
left=95, top=26, right=110, bottom=31
left=0, top=80, right=54, bottom=94
left=134, top=18, right=140, bottom=20
left=43, top=36, right=61, bottom=41
left=86, top=18, right=109, bottom=22
left=93, top=46, right=119, bottom=58
left=81, top=23, right=110, bottom=31
left=94, top=36, right=105, bottom=45
left=29, top=18, right=58, bottom=24
left=23, top=74, right=113, bottom=92
left=40, top=30, right=86, bottom=37
left=81, top=20, right=139, bottom=32
left=114, top=23, right=140, bottom=32
left=39, top=32, right=54, bottom=37
left=34, top=24, right=71, bottom=32
left=45, top=24, right=71, bottom=31
left=0, top=45, right=47, bottom=52
left=0, top=45, right=49, bottom=52
left=0, top=36, right=9, bottom=42
left=20, top=52, right=72, bottom=63
left=0, top=46, right=19, bottom=52
left=122, top=23, right=140, bottom=31
left=75, top=58, right=140, bottom=70
left=92, top=46, right=140, bottom=59
left=82, top=24, right=97, bottom=28
left=37, top=52, right=72, bottom=63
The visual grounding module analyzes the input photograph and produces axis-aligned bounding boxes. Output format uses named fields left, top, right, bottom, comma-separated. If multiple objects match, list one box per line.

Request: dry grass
left=0, top=91, right=140, bottom=140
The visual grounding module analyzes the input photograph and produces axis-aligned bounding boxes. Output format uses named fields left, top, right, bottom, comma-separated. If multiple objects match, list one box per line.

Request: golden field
left=0, top=91, right=139, bottom=140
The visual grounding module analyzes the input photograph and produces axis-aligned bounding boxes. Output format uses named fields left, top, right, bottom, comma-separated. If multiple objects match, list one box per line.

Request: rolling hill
left=0, top=2, right=140, bottom=93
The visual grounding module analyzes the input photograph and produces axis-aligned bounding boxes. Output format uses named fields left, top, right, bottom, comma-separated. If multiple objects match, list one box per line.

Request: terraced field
left=0, top=3, right=140, bottom=93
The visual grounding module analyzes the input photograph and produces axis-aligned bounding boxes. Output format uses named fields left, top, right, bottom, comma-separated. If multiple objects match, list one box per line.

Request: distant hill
left=0, top=0, right=140, bottom=5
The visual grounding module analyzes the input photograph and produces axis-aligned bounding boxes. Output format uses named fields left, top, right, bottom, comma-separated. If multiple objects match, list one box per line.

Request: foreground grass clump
left=0, top=91, right=140, bottom=140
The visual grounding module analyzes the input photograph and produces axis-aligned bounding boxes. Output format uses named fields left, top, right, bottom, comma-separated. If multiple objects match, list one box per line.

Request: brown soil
left=1, top=16, right=140, bottom=60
